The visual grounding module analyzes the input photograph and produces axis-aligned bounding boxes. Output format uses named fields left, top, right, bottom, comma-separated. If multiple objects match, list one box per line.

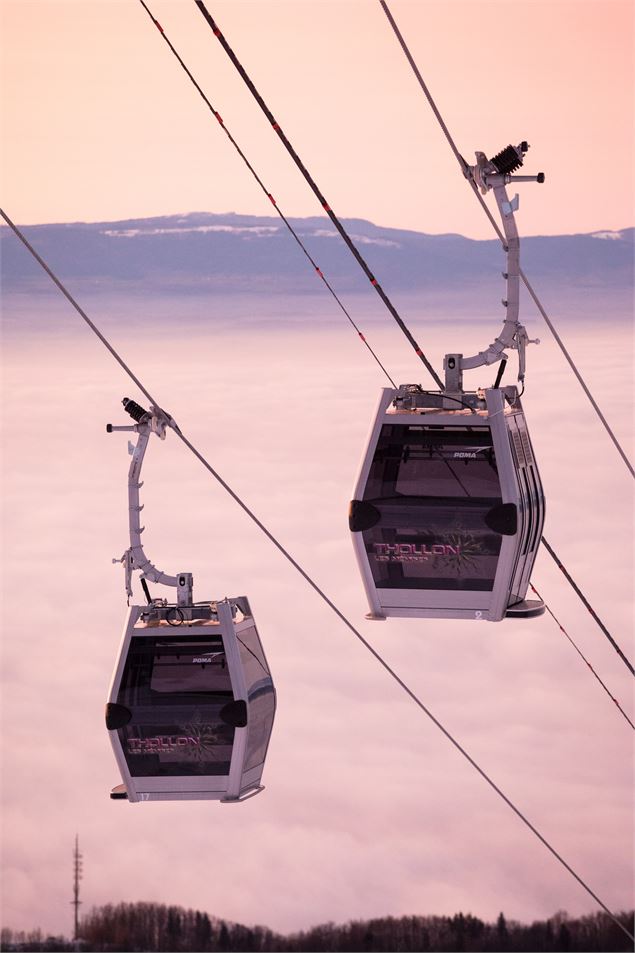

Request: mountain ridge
left=2, top=212, right=632, bottom=294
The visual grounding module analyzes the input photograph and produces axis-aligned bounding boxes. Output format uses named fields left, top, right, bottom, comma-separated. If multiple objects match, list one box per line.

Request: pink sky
left=1, top=0, right=634, bottom=237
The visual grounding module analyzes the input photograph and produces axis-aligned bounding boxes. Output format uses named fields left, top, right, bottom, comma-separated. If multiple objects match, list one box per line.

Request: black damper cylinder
left=490, top=144, right=525, bottom=175
left=122, top=397, right=148, bottom=422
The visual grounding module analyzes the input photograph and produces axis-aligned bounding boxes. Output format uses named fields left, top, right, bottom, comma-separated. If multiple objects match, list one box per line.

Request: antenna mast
left=71, top=834, right=83, bottom=942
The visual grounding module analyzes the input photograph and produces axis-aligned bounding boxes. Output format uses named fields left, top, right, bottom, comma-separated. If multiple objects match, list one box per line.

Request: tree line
left=2, top=904, right=633, bottom=952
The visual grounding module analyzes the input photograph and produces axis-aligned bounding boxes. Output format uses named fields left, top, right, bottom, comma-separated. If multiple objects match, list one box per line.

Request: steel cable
left=136, top=0, right=397, bottom=388
left=1, top=205, right=631, bottom=942
left=378, top=0, right=634, bottom=480
left=540, top=537, right=634, bottom=677
left=374, top=0, right=635, bottom=678
left=166, top=0, right=634, bottom=676
left=192, top=0, right=444, bottom=390
left=140, top=1, right=634, bottom=675
left=530, top=583, right=634, bottom=729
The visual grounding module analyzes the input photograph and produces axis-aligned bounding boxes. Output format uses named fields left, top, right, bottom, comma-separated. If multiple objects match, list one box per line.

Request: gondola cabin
left=106, top=596, right=276, bottom=802
left=350, top=385, right=545, bottom=622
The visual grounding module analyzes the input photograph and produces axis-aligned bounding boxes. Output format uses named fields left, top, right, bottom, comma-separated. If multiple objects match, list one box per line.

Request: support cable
left=530, top=583, right=634, bottom=729
left=378, top=0, right=634, bottom=480
left=1, top=206, right=631, bottom=943
left=182, top=0, right=635, bottom=677
left=540, top=536, right=635, bottom=677
left=137, top=0, right=396, bottom=389
left=134, top=0, right=635, bottom=697
left=376, top=0, right=635, bottom=677
left=0, top=214, right=162, bottom=413
left=192, top=0, right=444, bottom=391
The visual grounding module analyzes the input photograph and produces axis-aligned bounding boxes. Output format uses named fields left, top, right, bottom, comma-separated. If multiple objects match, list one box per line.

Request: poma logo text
left=373, top=542, right=461, bottom=562
left=127, top=736, right=201, bottom=754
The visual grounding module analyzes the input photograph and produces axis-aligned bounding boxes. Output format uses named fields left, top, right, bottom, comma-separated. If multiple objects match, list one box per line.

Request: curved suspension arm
left=458, top=146, right=542, bottom=382
left=110, top=404, right=180, bottom=599
left=127, top=423, right=179, bottom=590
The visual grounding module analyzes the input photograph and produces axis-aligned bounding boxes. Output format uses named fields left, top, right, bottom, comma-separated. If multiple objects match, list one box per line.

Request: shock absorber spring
left=122, top=397, right=148, bottom=422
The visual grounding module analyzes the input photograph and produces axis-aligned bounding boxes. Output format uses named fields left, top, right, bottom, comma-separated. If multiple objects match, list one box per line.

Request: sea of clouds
left=1, top=286, right=632, bottom=937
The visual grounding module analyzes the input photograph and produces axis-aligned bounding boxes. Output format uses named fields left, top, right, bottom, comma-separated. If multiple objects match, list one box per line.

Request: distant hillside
left=1, top=213, right=632, bottom=295
left=2, top=903, right=633, bottom=952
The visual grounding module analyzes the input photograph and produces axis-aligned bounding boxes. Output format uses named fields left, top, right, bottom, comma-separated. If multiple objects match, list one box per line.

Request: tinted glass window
left=364, top=425, right=501, bottom=500
left=361, top=425, right=503, bottom=591
left=116, top=635, right=235, bottom=778
left=150, top=643, right=230, bottom=694
left=237, top=626, right=276, bottom=774
left=236, top=626, right=270, bottom=690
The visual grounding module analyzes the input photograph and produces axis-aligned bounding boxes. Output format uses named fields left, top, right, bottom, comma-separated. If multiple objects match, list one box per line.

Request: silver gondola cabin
left=106, top=399, right=276, bottom=802
left=350, top=143, right=546, bottom=622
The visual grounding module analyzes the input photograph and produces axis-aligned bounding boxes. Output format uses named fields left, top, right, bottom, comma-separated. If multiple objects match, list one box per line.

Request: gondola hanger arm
left=446, top=142, right=543, bottom=392
left=108, top=398, right=192, bottom=604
